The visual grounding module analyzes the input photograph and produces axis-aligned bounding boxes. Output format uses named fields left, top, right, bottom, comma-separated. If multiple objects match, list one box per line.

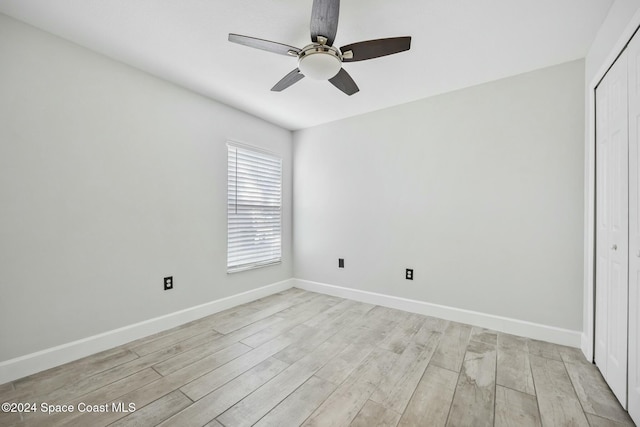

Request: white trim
left=294, top=279, right=581, bottom=347
left=226, top=139, right=279, bottom=157
left=584, top=9, right=640, bottom=364
left=581, top=332, right=591, bottom=361
left=0, top=279, right=294, bottom=384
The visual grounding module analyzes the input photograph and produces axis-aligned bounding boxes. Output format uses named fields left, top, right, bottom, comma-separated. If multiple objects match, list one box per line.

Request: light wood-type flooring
left=0, top=288, right=635, bottom=426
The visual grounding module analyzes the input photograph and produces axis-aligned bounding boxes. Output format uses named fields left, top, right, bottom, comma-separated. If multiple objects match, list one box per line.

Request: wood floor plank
left=366, top=306, right=411, bottom=323
left=498, top=333, right=528, bottom=352
left=216, top=332, right=355, bottom=427
left=496, top=347, right=535, bottom=395
left=565, top=361, right=634, bottom=424
left=239, top=304, right=326, bottom=348
left=446, top=340, right=497, bottom=427
left=430, top=322, right=472, bottom=372
left=0, top=403, right=22, bottom=427
left=199, top=290, right=297, bottom=326
left=66, top=342, right=252, bottom=426
left=24, top=368, right=162, bottom=427
left=158, top=358, right=289, bottom=427
left=253, top=375, right=336, bottom=427
left=397, top=364, right=458, bottom=427
left=314, top=326, right=387, bottom=385
left=179, top=324, right=313, bottom=401
left=585, top=413, right=636, bottom=426
left=304, top=300, right=374, bottom=329
left=421, top=316, right=449, bottom=333
left=377, top=313, right=425, bottom=354
left=379, top=335, right=442, bottom=415
left=241, top=296, right=349, bottom=349
left=214, top=288, right=312, bottom=322
left=361, top=313, right=401, bottom=336
left=151, top=329, right=221, bottom=354
left=0, top=381, right=13, bottom=395
left=16, top=346, right=137, bottom=388
left=103, top=390, right=191, bottom=427
left=302, top=299, right=372, bottom=331
left=272, top=292, right=330, bottom=318
left=152, top=314, right=287, bottom=376
left=151, top=332, right=262, bottom=377
left=8, top=347, right=138, bottom=400
left=129, top=324, right=220, bottom=357
left=494, top=385, right=541, bottom=427
left=32, top=336, right=245, bottom=409
left=370, top=327, right=441, bottom=414
left=559, top=346, right=591, bottom=365
left=470, top=327, right=498, bottom=346
left=212, top=296, right=315, bottom=335
left=0, top=382, right=16, bottom=423
left=35, top=332, right=222, bottom=406
left=135, top=328, right=220, bottom=366
left=276, top=294, right=341, bottom=317
left=124, top=316, right=220, bottom=353
left=529, top=354, right=589, bottom=426
left=272, top=305, right=372, bottom=365
left=350, top=399, right=402, bottom=427
left=71, top=368, right=160, bottom=404
left=302, top=348, right=398, bottom=427
left=527, top=338, right=562, bottom=361
left=201, top=289, right=311, bottom=330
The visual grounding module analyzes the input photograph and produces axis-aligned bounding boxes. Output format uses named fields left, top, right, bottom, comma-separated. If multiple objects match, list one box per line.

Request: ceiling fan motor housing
left=297, top=44, right=342, bottom=80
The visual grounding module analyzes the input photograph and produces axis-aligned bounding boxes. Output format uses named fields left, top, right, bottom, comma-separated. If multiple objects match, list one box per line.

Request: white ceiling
left=0, top=0, right=613, bottom=130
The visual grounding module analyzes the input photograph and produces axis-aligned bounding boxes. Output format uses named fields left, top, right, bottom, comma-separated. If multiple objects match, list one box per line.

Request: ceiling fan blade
left=310, top=0, right=340, bottom=46
left=329, top=68, right=359, bottom=96
left=340, top=37, right=411, bottom=62
left=228, top=33, right=301, bottom=56
left=271, top=69, right=305, bottom=92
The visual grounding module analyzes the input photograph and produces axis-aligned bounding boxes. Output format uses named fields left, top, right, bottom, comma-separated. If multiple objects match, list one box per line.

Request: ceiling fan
left=228, top=0, right=411, bottom=96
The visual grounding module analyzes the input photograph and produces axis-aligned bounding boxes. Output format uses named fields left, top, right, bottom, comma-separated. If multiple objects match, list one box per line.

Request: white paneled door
left=595, top=45, right=629, bottom=408
left=628, top=29, right=640, bottom=423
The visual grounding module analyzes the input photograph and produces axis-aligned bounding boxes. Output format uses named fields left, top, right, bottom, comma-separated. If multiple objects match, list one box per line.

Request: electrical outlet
left=338, top=258, right=344, bottom=268
left=406, top=269, right=413, bottom=280
left=164, top=276, right=173, bottom=290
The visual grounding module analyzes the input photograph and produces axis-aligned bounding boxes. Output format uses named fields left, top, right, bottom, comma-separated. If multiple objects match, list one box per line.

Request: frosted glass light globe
left=298, top=47, right=341, bottom=80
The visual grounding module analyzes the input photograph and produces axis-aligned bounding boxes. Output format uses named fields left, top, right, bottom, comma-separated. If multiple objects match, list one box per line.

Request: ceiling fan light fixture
left=228, top=0, right=411, bottom=94
left=298, top=45, right=342, bottom=80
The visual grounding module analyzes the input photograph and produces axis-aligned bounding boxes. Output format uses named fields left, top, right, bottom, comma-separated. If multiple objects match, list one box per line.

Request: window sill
left=227, top=260, right=281, bottom=274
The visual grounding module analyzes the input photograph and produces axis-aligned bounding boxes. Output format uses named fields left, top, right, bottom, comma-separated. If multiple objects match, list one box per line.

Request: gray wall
left=294, top=60, right=585, bottom=331
left=0, top=14, right=293, bottom=362
left=0, top=9, right=591, bottom=363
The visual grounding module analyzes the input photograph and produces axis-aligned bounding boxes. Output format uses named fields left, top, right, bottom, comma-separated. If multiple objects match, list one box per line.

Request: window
left=227, top=143, right=282, bottom=272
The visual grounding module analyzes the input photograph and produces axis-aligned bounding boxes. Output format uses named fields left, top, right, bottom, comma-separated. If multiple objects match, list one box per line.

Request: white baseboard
left=294, top=279, right=582, bottom=348
left=0, top=279, right=294, bottom=384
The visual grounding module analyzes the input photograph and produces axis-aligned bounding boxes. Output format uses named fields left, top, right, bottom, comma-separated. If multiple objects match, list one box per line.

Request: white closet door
left=595, top=47, right=629, bottom=408
left=628, top=29, right=640, bottom=423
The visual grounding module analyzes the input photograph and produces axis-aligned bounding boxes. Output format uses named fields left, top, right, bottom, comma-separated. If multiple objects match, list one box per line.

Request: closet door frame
left=628, top=30, right=640, bottom=422
left=584, top=13, right=640, bottom=365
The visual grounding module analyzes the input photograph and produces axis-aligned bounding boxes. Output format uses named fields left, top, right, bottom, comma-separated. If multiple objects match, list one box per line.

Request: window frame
left=226, top=141, right=282, bottom=273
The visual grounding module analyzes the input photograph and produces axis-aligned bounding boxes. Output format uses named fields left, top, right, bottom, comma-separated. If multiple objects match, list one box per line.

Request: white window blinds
left=227, top=143, right=282, bottom=272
